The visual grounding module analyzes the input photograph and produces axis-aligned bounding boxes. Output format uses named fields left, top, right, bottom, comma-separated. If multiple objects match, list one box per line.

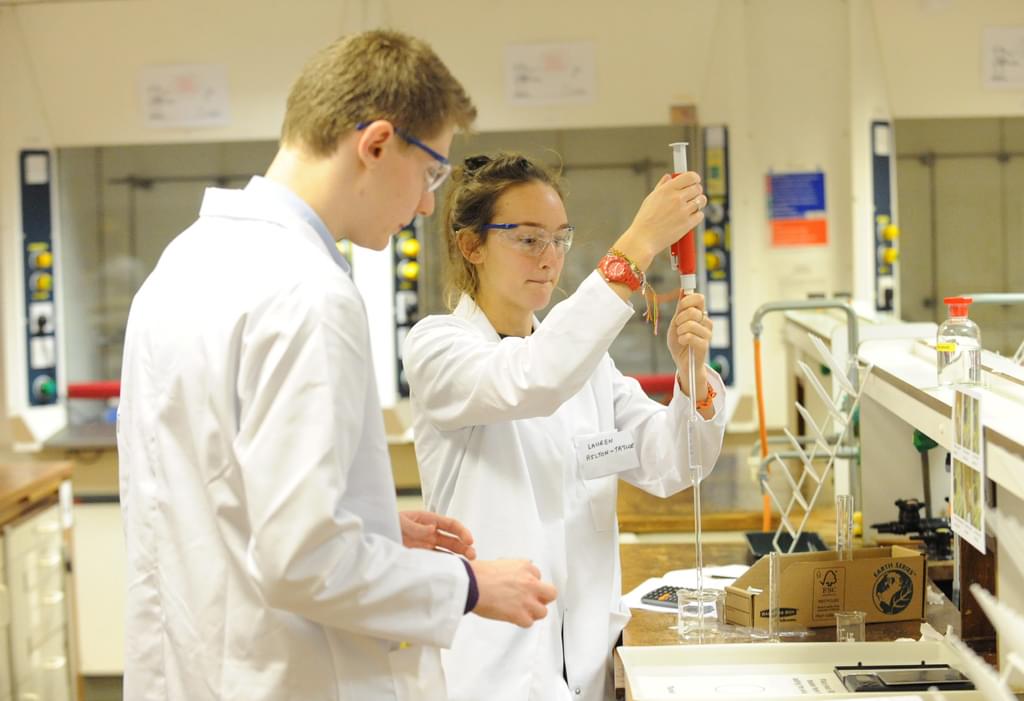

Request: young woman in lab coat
left=402, top=154, right=727, bottom=701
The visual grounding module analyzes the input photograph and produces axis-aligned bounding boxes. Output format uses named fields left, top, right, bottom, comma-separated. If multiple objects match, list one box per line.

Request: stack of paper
left=622, top=565, right=750, bottom=613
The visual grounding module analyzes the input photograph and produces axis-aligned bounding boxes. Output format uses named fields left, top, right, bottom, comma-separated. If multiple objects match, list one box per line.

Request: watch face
left=606, top=258, right=628, bottom=277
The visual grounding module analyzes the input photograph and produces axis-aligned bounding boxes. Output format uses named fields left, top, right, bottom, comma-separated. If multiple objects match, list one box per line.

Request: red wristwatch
left=597, top=254, right=642, bottom=292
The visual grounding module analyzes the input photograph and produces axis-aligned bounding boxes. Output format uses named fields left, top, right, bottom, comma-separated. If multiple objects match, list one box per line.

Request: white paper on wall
left=951, top=387, right=986, bottom=554
left=983, top=27, right=1024, bottom=89
left=140, top=64, right=231, bottom=128
left=505, top=41, right=596, bottom=105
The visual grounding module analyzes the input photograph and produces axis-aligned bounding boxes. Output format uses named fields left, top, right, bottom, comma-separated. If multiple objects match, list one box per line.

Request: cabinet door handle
left=42, top=590, right=65, bottom=606
left=37, top=552, right=62, bottom=568
left=34, top=521, right=61, bottom=535
left=42, top=655, right=67, bottom=670
left=0, top=583, right=9, bottom=626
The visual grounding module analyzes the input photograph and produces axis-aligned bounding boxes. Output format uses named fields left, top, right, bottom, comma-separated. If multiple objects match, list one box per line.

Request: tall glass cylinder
left=768, top=551, right=781, bottom=642
left=835, top=494, right=854, bottom=560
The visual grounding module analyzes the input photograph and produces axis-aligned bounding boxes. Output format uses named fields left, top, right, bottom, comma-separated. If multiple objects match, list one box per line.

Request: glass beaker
left=676, top=587, right=721, bottom=642
left=835, top=610, right=866, bottom=642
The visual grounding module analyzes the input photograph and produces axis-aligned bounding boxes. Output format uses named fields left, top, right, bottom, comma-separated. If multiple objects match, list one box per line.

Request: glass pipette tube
left=671, top=141, right=706, bottom=638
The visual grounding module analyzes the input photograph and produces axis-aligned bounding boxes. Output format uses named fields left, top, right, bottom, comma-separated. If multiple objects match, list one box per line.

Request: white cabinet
left=3, top=504, right=71, bottom=701
left=0, top=536, right=12, bottom=701
left=72, top=502, right=124, bottom=674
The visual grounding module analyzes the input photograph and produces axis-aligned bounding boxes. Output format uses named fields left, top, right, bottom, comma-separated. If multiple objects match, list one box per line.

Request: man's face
left=357, top=122, right=455, bottom=251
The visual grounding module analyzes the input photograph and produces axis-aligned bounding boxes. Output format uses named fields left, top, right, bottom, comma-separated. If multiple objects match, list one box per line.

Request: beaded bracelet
left=607, top=247, right=660, bottom=335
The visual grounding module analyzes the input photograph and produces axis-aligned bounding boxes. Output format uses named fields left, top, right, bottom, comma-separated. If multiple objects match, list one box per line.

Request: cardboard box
left=383, top=402, right=421, bottom=492
left=724, top=545, right=925, bottom=631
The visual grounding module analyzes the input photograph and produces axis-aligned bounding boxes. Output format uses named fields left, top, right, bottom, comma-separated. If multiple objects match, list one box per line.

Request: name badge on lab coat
left=573, top=430, right=639, bottom=479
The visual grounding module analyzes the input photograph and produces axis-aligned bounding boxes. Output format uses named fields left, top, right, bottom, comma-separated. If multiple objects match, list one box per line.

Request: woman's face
left=471, top=181, right=570, bottom=314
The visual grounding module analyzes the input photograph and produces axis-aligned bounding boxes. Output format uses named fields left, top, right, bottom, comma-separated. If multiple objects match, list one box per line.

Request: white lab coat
left=118, top=180, right=468, bottom=701
left=402, top=272, right=727, bottom=701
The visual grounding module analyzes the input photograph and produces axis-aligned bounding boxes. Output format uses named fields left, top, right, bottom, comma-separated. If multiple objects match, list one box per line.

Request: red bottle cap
left=944, top=296, right=972, bottom=317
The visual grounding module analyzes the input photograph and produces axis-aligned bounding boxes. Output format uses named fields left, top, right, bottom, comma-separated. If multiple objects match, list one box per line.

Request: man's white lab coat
left=118, top=179, right=467, bottom=701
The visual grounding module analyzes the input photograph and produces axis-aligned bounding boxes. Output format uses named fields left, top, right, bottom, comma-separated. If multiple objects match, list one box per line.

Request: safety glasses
left=482, top=224, right=575, bottom=257
left=355, top=122, right=451, bottom=193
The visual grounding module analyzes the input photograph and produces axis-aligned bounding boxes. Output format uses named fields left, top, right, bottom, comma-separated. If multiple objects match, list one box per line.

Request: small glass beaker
left=676, top=588, right=721, bottom=641
left=835, top=610, right=866, bottom=642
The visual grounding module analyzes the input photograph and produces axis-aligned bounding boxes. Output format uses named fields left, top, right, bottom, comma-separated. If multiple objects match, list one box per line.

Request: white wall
left=700, top=0, right=856, bottom=415
left=3, top=0, right=1024, bottom=432
left=875, top=0, right=1024, bottom=119
left=850, top=0, right=896, bottom=311
left=16, top=0, right=1023, bottom=143
left=0, top=7, right=67, bottom=443
left=11, top=0, right=718, bottom=145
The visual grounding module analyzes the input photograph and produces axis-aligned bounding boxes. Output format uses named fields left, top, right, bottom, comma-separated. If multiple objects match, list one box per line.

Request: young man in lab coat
left=117, top=31, right=556, bottom=701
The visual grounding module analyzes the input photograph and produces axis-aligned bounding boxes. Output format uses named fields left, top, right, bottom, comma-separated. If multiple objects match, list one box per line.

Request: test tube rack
left=760, top=334, right=872, bottom=554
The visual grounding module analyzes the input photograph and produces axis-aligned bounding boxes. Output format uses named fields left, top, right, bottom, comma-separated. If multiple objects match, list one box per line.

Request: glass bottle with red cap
left=936, top=296, right=981, bottom=387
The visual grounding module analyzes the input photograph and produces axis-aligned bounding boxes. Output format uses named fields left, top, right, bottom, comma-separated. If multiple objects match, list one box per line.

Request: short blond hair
left=281, top=30, right=476, bottom=156
left=442, top=153, right=563, bottom=308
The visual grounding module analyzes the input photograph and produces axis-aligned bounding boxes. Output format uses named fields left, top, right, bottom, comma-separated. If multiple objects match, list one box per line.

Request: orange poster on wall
left=771, top=218, right=828, bottom=246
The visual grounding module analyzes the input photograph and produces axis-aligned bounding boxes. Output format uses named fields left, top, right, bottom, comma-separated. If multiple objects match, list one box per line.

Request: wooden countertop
left=617, top=483, right=772, bottom=533
left=44, top=422, right=117, bottom=451
left=0, top=459, right=73, bottom=525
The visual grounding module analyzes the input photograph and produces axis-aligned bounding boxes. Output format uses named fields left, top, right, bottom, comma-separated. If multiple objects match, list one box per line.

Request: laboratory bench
left=777, top=309, right=1023, bottom=677
left=0, top=458, right=78, bottom=701
left=617, top=482, right=771, bottom=534
left=0, top=458, right=71, bottom=523
left=614, top=540, right=962, bottom=699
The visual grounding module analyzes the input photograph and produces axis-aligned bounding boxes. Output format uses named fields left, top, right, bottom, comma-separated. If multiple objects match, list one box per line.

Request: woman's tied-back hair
left=281, top=30, right=476, bottom=156
left=441, top=153, right=563, bottom=308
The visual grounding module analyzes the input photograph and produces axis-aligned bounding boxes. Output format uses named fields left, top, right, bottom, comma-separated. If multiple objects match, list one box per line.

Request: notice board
left=767, top=171, right=827, bottom=246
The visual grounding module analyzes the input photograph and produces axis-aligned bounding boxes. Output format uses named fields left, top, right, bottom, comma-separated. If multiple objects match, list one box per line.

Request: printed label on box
left=812, top=566, right=846, bottom=621
left=871, top=562, right=918, bottom=616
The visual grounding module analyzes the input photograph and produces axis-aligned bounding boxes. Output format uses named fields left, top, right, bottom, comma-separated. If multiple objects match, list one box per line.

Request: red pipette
left=670, top=142, right=698, bottom=292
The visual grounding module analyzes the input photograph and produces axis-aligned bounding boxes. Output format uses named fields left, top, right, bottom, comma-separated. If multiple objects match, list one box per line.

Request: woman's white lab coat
left=118, top=179, right=468, bottom=701
left=402, top=272, right=728, bottom=701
